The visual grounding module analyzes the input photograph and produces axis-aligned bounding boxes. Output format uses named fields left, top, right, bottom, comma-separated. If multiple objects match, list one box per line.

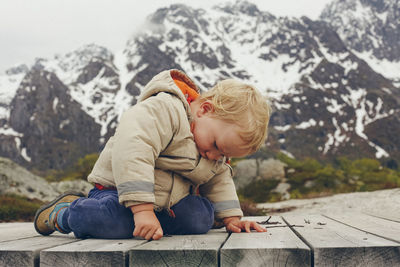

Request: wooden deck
left=1, top=213, right=400, bottom=266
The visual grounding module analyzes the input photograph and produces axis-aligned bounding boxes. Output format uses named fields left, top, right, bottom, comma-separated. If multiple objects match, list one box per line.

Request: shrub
left=0, top=194, right=43, bottom=222
left=238, top=179, right=280, bottom=203
left=276, top=152, right=301, bottom=169
left=239, top=199, right=267, bottom=216
left=314, top=165, right=343, bottom=189
left=237, top=194, right=267, bottom=216
left=352, top=158, right=380, bottom=173
left=269, top=155, right=400, bottom=201
left=45, top=153, right=99, bottom=182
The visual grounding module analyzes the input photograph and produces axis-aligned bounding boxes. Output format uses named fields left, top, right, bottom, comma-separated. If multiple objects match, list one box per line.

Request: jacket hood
left=138, top=70, right=200, bottom=119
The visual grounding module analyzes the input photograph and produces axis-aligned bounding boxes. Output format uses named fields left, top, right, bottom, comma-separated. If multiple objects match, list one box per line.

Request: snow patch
left=21, top=148, right=32, bottom=162
left=345, top=88, right=390, bottom=157
left=296, top=118, right=316, bottom=129
left=0, top=127, right=23, bottom=137
left=274, top=102, right=291, bottom=110
left=325, top=97, right=345, bottom=115
left=0, top=106, right=10, bottom=121
left=59, top=119, right=70, bottom=129
left=274, top=125, right=291, bottom=131
left=323, top=133, right=334, bottom=154
left=0, top=73, right=25, bottom=106
left=323, top=117, right=347, bottom=154
left=280, top=150, right=295, bottom=158
left=353, top=50, right=400, bottom=81
left=53, top=97, right=59, bottom=112
left=13, top=136, right=31, bottom=162
left=332, top=117, right=347, bottom=147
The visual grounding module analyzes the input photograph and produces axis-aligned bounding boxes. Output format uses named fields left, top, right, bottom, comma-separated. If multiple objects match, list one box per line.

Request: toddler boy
left=34, top=69, right=271, bottom=240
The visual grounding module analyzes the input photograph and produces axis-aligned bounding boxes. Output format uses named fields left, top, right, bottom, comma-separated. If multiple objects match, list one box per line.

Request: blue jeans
left=60, top=187, right=215, bottom=239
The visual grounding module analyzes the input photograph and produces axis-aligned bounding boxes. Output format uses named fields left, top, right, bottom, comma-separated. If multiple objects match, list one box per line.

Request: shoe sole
left=34, top=191, right=86, bottom=235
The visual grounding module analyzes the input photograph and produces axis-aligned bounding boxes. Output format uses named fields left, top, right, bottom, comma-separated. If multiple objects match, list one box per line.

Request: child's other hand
left=223, top=216, right=267, bottom=233
left=131, top=204, right=163, bottom=240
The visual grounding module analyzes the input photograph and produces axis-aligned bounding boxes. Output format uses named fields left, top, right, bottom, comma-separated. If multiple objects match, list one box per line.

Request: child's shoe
left=34, top=191, right=85, bottom=235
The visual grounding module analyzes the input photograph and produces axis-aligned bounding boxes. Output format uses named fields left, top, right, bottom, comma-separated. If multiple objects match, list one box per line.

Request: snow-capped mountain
left=320, top=0, right=400, bottom=84
left=122, top=1, right=400, bottom=162
left=0, top=0, right=399, bottom=172
left=32, top=44, right=130, bottom=140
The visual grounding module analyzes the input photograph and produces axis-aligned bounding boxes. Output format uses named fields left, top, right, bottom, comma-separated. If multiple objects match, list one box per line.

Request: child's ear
left=198, top=101, right=214, bottom=117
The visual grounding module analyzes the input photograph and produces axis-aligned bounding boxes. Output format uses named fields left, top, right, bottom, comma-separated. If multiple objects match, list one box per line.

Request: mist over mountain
left=0, top=0, right=399, bottom=172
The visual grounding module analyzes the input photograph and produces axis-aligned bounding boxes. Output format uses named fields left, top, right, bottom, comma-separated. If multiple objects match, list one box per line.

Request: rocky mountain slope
left=0, top=0, right=399, bottom=172
left=320, top=0, right=400, bottom=85
left=0, top=157, right=91, bottom=201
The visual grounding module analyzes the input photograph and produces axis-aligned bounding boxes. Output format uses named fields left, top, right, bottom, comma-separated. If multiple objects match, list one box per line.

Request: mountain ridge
left=0, top=0, right=399, bottom=172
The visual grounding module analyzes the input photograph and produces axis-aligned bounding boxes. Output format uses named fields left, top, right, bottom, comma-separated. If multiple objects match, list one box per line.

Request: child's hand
left=131, top=204, right=163, bottom=240
left=223, top=216, right=267, bottom=233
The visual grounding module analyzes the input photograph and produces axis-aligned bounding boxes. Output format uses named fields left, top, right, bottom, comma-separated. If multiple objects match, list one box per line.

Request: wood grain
left=365, top=211, right=400, bottom=223
left=221, top=216, right=310, bottom=267
left=363, top=208, right=400, bottom=223
left=129, top=231, right=228, bottom=267
left=41, top=238, right=148, bottom=267
left=0, top=223, right=38, bottom=242
left=0, top=235, right=77, bottom=267
left=1, top=214, right=400, bottom=267
left=325, top=212, right=400, bottom=243
left=283, top=214, right=400, bottom=267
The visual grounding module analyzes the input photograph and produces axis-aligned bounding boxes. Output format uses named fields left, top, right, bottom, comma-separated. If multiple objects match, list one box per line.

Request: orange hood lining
left=170, top=70, right=200, bottom=94
left=171, top=70, right=200, bottom=104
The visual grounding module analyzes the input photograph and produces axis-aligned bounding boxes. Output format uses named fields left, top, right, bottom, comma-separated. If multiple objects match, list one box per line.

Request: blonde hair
left=197, top=79, right=272, bottom=154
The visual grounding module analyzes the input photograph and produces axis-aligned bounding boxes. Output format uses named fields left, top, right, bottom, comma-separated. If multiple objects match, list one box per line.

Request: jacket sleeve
left=199, top=164, right=244, bottom=219
left=112, top=93, right=178, bottom=207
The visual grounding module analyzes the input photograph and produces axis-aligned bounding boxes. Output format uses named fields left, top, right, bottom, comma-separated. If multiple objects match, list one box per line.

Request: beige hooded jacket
left=88, top=69, right=243, bottom=219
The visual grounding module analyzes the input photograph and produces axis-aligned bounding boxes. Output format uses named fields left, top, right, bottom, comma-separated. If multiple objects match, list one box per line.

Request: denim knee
left=67, top=190, right=134, bottom=239
left=171, top=195, right=215, bottom=234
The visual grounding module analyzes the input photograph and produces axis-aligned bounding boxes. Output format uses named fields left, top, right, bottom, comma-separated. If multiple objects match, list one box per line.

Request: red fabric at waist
left=95, top=183, right=117, bottom=190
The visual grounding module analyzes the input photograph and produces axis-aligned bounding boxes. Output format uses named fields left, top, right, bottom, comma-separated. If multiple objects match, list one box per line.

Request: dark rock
left=76, top=58, right=119, bottom=88
left=8, top=69, right=101, bottom=170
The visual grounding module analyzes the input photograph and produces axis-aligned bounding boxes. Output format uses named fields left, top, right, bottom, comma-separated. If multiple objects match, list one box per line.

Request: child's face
left=191, top=102, right=250, bottom=161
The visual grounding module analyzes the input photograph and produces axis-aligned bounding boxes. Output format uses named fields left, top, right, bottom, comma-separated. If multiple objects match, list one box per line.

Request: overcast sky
left=0, top=0, right=332, bottom=73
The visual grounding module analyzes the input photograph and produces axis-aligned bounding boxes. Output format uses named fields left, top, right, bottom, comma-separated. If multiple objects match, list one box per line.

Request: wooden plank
left=325, top=213, right=400, bottom=243
left=363, top=210, right=400, bottom=223
left=283, top=214, right=400, bottom=267
left=0, top=222, right=33, bottom=228
left=0, top=223, right=39, bottom=242
left=0, top=223, right=75, bottom=242
left=41, top=238, right=148, bottom=267
left=129, top=230, right=229, bottom=266
left=0, top=235, right=77, bottom=267
left=220, top=216, right=311, bottom=267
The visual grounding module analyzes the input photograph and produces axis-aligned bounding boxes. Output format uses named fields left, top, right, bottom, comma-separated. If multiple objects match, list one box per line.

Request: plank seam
left=362, top=211, right=400, bottom=223
left=0, top=235, right=39, bottom=244
left=322, top=214, right=400, bottom=245
left=21, top=238, right=79, bottom=267
left=281, top=216, right=314, bottom=267
left=217, top=232, right=232, bottom=267
left=125, top=239, right=151, bottom=267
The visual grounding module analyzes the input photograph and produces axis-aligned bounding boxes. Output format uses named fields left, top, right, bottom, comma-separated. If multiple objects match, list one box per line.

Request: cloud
left=0, top=0, right=332, bottom=73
